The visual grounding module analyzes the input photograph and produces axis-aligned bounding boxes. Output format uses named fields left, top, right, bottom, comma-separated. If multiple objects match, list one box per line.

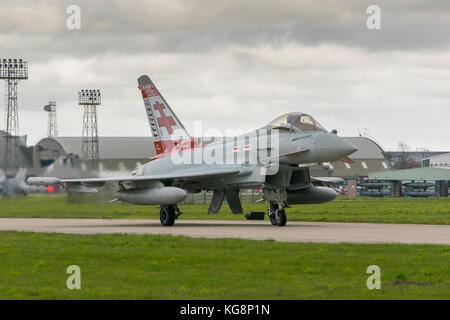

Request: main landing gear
left=160, top=205, right=182, bottom=226
left=268, top=201, right=287, bottom=226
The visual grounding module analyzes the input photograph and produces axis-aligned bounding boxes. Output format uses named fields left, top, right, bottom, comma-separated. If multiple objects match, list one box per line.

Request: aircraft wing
left=28, top=167, right=249, bottom=190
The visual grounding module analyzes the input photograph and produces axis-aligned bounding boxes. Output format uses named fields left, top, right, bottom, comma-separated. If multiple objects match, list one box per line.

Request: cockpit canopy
left=263, top=112, right=326, bottom=132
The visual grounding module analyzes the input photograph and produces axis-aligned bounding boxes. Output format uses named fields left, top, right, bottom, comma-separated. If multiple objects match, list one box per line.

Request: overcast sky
left=1, top=0, right=449, bottom=151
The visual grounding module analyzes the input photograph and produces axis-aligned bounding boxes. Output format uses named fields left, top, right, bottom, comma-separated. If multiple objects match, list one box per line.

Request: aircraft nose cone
left=314, top=133, right=358, bottom=161
left=340, top=138, right=358, bottom=156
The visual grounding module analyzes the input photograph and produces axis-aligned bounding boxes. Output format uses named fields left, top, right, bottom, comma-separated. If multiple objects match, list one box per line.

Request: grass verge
left=0, top=231, right=449, bottom=299
left=0, top=195, right=449, bottom=225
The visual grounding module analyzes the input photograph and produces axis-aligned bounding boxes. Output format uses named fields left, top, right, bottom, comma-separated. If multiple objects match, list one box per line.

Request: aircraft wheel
left=160, top=205, right=176, bottom=226
left=269, top=202, right=278, bottom=225
left=270, top=209, right=287, bottom=226
left=269, top=214, right=278, bottom=225
left=269, top=202, right=287, bottom=226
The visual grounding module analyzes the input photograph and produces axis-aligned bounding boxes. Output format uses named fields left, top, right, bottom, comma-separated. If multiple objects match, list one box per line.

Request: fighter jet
left=1, top=168, right=29, bottom=196
left=28, top=75, right=357, bottom=226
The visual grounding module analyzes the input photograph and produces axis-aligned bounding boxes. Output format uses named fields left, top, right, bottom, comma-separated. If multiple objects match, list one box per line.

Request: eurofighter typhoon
left=28, top=75, right=357, bottom=226
left=1, top=168, right=29, bottom=196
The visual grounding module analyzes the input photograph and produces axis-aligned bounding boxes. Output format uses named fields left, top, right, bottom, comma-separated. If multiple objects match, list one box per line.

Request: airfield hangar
left=35, top=136, right=156, bottom=172
left=35, top=135, right=391, bottom=177
left=309, top=136, right=392, bottom=180
left=31, top=135, right=450, bottom=198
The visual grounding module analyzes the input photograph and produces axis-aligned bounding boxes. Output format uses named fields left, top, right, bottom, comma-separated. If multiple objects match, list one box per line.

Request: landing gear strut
left=160, top=205, right=181, bottom=226
left=268, top=201, right=287, bottom=226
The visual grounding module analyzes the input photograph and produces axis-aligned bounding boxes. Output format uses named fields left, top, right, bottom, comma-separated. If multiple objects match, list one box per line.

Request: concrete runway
left=0, top=218, right=449, bottom=244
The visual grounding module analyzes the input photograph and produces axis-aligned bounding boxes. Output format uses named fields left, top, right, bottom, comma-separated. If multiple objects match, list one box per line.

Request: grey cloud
left=1, top=0, right=450, bottom=62
left=13, top=45, right=450, bottom=150
left=0, top=0, right=449, bottom=151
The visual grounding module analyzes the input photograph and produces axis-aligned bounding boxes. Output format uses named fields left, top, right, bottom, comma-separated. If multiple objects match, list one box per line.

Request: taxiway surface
left=1, top=218, right=449, bottom=244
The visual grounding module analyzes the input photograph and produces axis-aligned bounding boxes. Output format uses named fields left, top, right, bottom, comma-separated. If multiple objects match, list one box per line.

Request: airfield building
left=30, top=135, right=450, bottom=198
left=35, top=136, right=156, bottom=172
left=369, top=167, right=450, bottom=197
left=422, top=153, right=450, bottom=168
left=309, top=136, right=393, bottom=180
left=385, top=150, right=449, bottom=169
left=0, top=130, right=30, bottom=169
left=35, top=136, right=392, bottom=179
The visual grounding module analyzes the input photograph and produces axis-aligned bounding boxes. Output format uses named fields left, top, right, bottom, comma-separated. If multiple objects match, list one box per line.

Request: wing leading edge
left=27, top=168, right=250, bottom=187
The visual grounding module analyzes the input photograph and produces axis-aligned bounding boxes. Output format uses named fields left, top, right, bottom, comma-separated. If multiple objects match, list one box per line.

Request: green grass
left=0, top=194, right=449, bottom=225
left=0, top=231, right=448, bottom=299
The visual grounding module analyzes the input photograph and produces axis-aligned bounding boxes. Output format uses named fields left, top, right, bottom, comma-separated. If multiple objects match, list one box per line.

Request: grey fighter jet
left=28, top=75, right=357, bottom=226
left=1, top=168, right=29, bottom=196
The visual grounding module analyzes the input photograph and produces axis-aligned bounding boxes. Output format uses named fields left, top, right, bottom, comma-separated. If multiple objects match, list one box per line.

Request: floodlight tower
left=78, top=89, right=101, bottom=161
left=44, top=100, right=58, bottom=137
left=0, top=58, right=28, bottom=170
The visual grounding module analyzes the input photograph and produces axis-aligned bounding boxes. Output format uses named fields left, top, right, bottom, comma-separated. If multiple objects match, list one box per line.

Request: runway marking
left=0, top=218, right=449, bottom=245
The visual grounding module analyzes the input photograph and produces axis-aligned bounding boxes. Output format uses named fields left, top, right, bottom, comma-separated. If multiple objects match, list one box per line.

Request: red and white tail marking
left=138, top=75, right=194, bottom=155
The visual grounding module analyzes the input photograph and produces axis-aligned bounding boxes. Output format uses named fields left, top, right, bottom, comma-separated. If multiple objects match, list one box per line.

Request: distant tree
left=398, top=142, right=411, bottom=169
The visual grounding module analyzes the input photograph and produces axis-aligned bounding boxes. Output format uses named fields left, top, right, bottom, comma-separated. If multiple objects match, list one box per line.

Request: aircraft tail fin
left=15, top=168, right=27, bottom=181
left=138, top=75, right=192, bottom=155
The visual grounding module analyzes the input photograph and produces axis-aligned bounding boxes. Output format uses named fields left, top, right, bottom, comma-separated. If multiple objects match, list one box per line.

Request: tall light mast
left=78, top=89, right=101, bottom=161
left=44, top=100, right=58, bottom=137
left=0, top=58, right=28, bottom=170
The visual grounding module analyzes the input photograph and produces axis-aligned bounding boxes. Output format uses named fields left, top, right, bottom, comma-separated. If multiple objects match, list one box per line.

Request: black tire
left=268, top=202, right=287, bottom=226
left=269, top=214, right=278, bottom=225
left=160, top=205, right=176, bottom=226
left=274, top=209, right=287, bottom=226
left=269, top=202, right=278, bottom=225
